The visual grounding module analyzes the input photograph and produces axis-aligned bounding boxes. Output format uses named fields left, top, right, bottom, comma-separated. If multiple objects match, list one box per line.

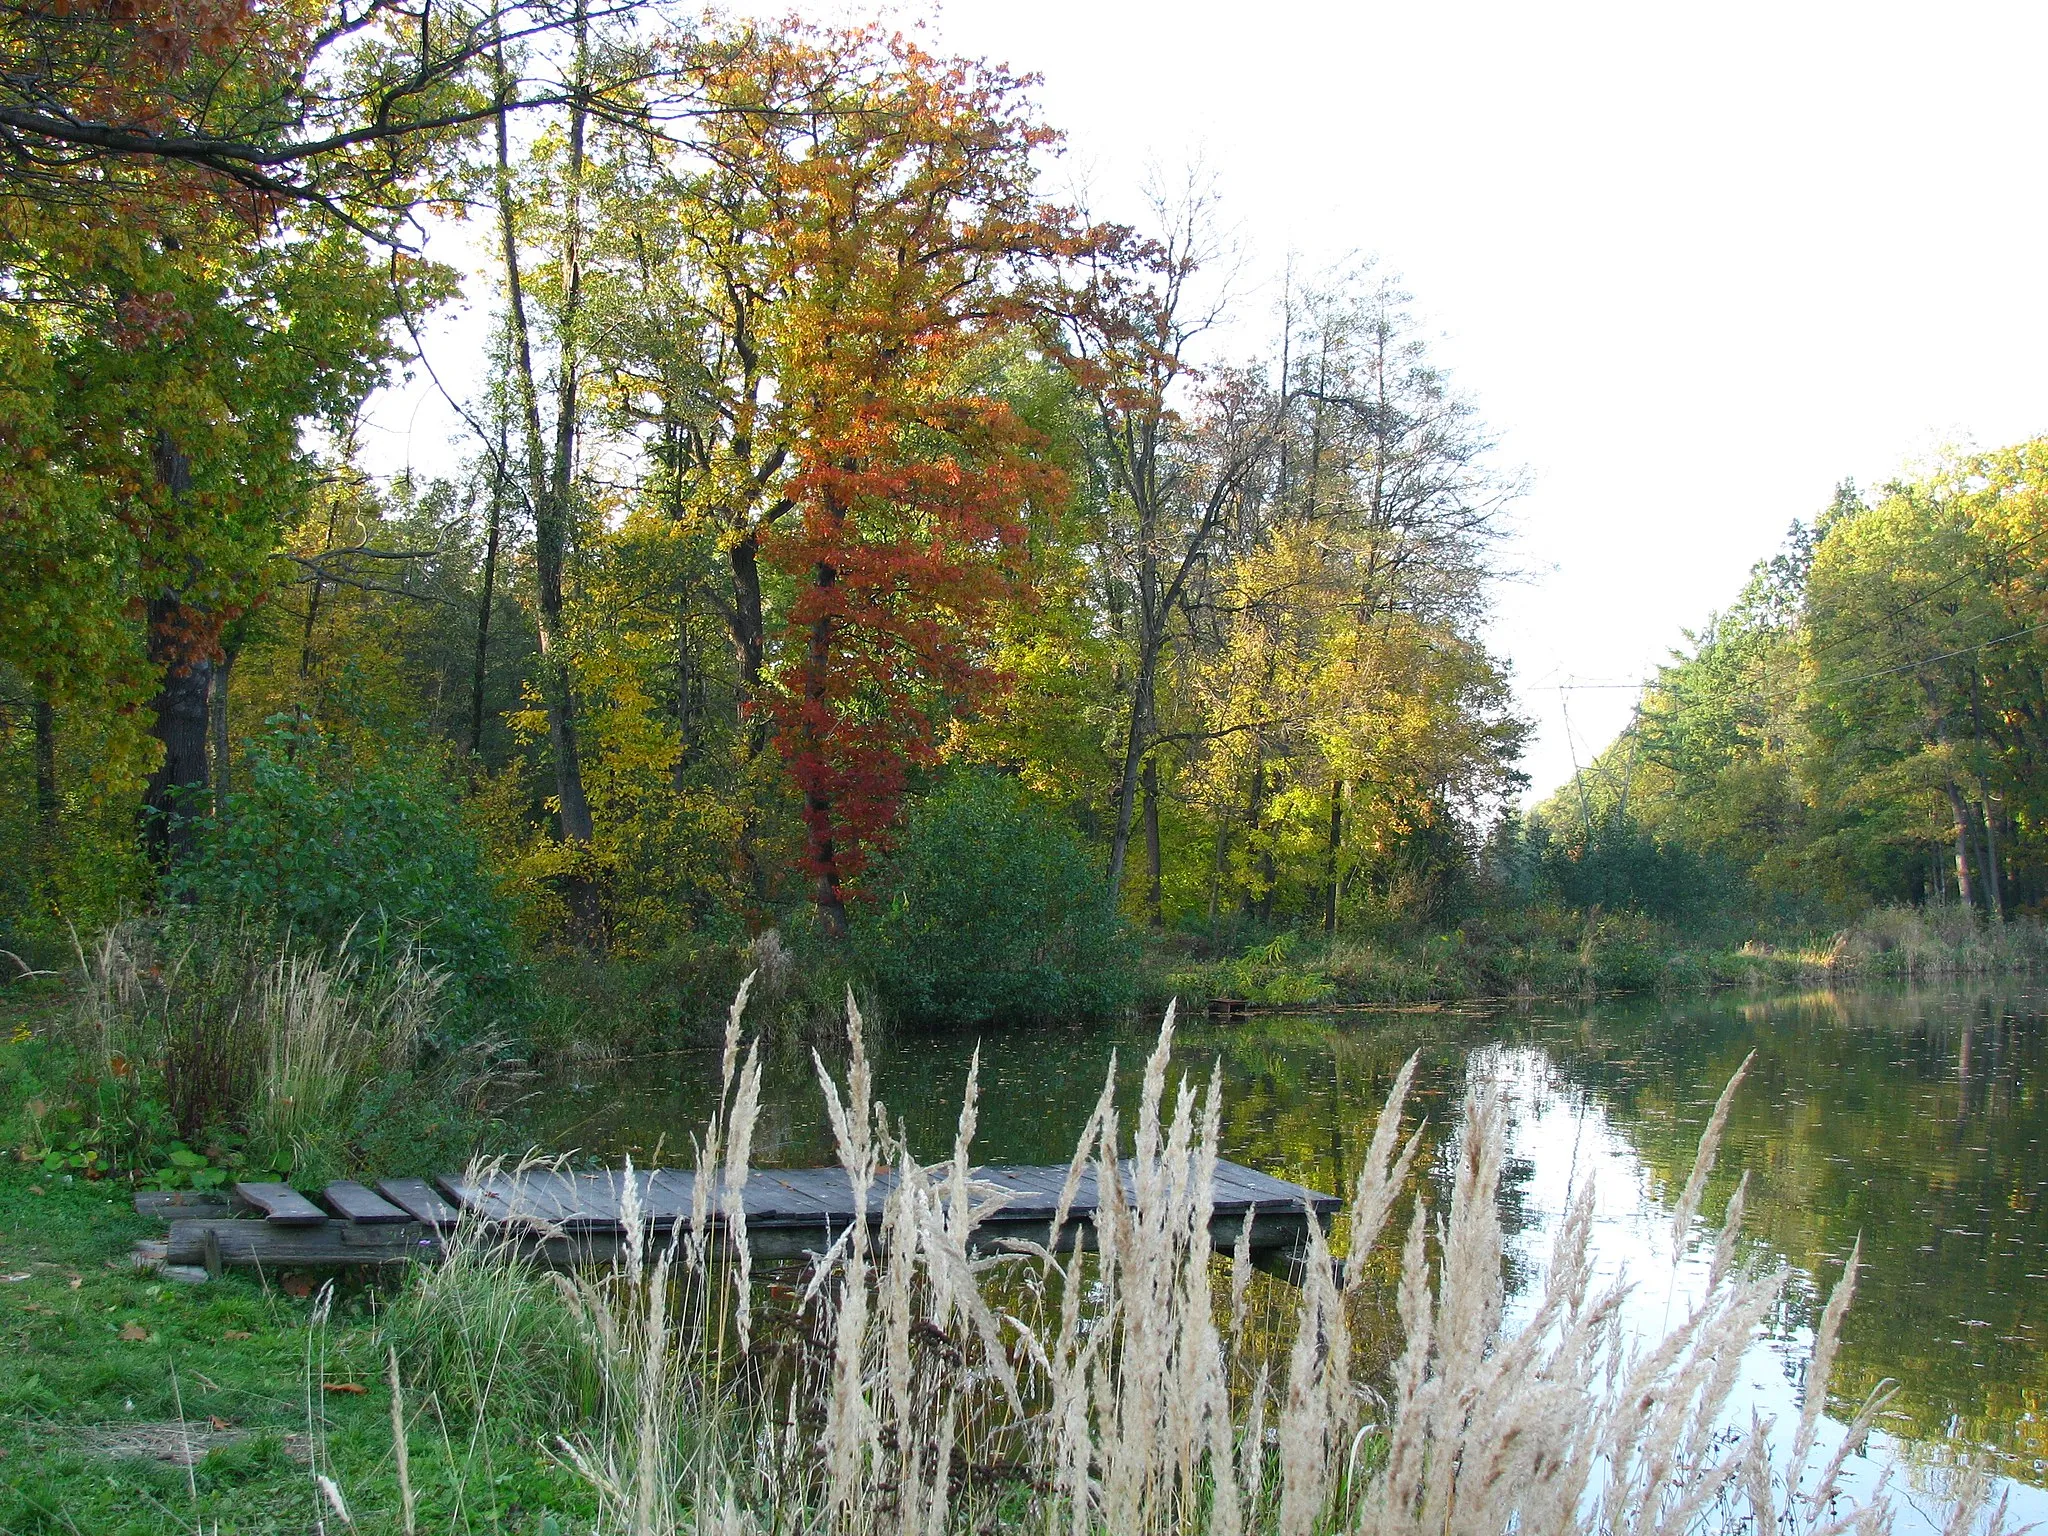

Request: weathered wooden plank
left=1208, top=1162, right=1277, bottom=1208
left=322, top=1181, right=410, bottom=1224
left=645, top=1169, right=700, bottom=1227
left=739, top=1171, right=841, bottom=1225
left=233, top=1182, right=328, bottom=1226
left=439, top=1168, right=670, bottom=1232
left=1209, top=1161, right=1340, bottom=1215
left=972, top=1165, right=1067, bottom=1213
left=736, top=1167, right=892, bottom=1227
left=629, top=1170, right=696, bottom=1226
left=765, top=1167, right=856, bottom=1203
left=377, top=1178, right=461, bottom=1229
left=447, top=1169, right=662, bottom=1231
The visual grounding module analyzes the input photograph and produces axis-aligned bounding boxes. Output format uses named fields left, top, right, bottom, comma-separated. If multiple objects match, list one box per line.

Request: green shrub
left=173, top=718, right=518, bottom=1018
left=858, top=772, right=1132, bottom=1028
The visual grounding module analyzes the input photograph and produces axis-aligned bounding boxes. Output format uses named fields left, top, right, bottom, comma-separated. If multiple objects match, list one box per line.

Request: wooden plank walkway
left=139, top=1159, right=1341, bottom=1282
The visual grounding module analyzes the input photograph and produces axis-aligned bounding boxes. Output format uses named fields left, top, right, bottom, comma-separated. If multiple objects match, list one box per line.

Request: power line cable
left=1800, top=514, right=2048, bottom=667
left=1820, top=617, right=2048, bottom=690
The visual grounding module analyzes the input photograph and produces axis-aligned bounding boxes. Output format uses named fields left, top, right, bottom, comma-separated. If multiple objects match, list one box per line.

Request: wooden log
left=167, top=1219, right=435, bottom=1268
left=376, top=1178, right=461, bottom=1229
left=323, top=1181, right=411, bottom=1224
left=232, top=1182, right=328, bottom=1226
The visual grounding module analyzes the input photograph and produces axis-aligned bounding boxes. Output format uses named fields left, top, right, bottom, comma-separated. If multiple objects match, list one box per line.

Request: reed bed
left=346, top=978, right=2006, bottom=1535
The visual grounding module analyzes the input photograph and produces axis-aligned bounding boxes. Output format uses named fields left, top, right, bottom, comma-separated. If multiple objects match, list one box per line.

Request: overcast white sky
left=361, top=0, right=2048, bottom=800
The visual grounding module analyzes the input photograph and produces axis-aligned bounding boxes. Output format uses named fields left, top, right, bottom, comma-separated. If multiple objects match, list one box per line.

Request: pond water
left=537, top=984, right=2048, bottom=1529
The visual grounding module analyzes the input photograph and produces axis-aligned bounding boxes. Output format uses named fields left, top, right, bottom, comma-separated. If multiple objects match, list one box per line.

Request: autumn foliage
left=740, top=30, right=1081, bottom=933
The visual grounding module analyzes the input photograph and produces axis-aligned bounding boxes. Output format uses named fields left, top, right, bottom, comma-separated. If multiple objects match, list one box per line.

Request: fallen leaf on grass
left=208, top=1416, right=233, bottom=1431
left=280, top=1275, right=313, bottom=1298
left=26, top=1186, right=43, bottom=1196
left=117, top=1322, right=150, bottom=1342
left=66, top=1276, right=81, bottom=1289
left=0, top=1273, right=29, bottom=1283
left=322, top=1382, right=367, bottom=1395
left=221, top=1329, right=252, bottom=1341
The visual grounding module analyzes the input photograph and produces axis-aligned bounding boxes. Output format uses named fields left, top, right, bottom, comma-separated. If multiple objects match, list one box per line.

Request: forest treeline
left=6, top=0, right=2039, bottom=1034
left=0, top=1, right=1529, bottom=1022
left=1528, top=444, right=2048, bottom=926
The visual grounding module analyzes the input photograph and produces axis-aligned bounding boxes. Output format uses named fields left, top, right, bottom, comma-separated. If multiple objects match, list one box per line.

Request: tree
left=755, top=30, right=1076, bottom=938
left=0, top=0, right=649, bottom=231
left=586, top=23, right=1084, bottom=938
left=1057, top=186, right=1272, bottom=903
left=489, top=12, right=604, bottom=937
left=0, top=195, right=420, bottom=869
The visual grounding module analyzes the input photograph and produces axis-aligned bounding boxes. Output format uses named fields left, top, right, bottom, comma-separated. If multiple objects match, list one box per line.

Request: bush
left=173, top=718, right=519, bottom=1018
left=858, top=772, right=1132, bottom=1028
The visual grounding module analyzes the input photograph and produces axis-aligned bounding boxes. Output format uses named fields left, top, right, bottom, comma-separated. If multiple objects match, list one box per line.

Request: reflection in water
left=537, top=984, right=2048, bottom=1527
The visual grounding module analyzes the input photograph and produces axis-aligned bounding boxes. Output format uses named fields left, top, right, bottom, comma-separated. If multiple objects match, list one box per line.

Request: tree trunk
left=800, top=548, right=851, bottom=941
left=1321, top=777, right=1344, bottom=934
left=1944, top=778, right=1978, bottom=911
left=143, top=597, right=213, bottom=872
left=142, top=433, right=213, bottom=872
left=1206, top=820, right=1227, bottom=930
left=32, top=679, right=58, bottom=903
left=727, top=533, right=770, bottom=756
left=1104, top=645, right=1156, bottom=902
left=467, top=427, right=504, bottom=759
left=1141, top=755, right=1163, bottom=927
left=495, top=32, right=598, bottom=941
left=1981, top=796, right=2005, bottom=921
left=1240, top=757, right=1268, bottom=920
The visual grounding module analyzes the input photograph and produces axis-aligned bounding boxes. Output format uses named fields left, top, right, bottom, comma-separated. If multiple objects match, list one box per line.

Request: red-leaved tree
left=746, top=28, right=1080, bottom=937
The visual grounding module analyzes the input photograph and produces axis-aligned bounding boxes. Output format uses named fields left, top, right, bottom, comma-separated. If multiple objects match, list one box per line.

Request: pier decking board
left=323, top=1181, right=411, bottom=1224
left=141, top=1158, right=1337, bottom=1281
left=376, top=1178, right=461, bottom=1229
left=233, top=1182, right=328, bottom=1226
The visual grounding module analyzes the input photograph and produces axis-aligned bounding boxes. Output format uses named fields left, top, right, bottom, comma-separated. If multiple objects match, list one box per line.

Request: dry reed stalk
left=814, top=988, right=879, bottom=1528
left=386, top=1345, right=415, bottom=1536
left=1342, top=1051, right=1423, bottom=1297
left=1670, top=1050, right=1755, bottom=1265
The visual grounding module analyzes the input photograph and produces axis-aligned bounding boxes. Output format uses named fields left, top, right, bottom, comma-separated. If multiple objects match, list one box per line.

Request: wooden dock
left=136, top=1160, right=1341, bottom=1282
